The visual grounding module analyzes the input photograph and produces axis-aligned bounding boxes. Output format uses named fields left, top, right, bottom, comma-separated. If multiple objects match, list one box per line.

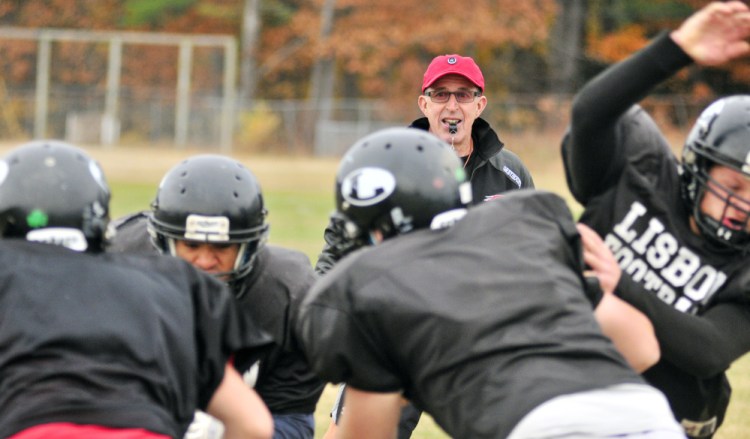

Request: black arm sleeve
left=314, top=213, right=367, bottom=275
left=616, top=274, right=750, bottom=378
left=564, top=32, right=692, bottom=204
left=314, top=222, right=344, bottom=275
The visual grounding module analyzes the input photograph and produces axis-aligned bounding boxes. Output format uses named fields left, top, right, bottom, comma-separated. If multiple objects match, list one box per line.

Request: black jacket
left=410, top=117, right=534, bottom=201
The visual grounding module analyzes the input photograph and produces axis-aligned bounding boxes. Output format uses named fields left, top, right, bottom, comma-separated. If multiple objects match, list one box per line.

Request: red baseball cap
left=421, top=54, right=485, bottom=92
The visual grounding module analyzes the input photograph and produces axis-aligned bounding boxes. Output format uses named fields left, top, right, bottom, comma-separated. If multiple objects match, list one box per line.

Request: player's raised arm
left=564, top=1, right=750, bottom=205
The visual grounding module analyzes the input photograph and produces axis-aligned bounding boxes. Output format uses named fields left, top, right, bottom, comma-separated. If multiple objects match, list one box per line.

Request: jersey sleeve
left=616, top=274, right=750, bottom=377
left=296, top=269, right=403, bottom=392
left=562, top=32, right=692, bottom=205
left=107, top=211, right=158, bottom=254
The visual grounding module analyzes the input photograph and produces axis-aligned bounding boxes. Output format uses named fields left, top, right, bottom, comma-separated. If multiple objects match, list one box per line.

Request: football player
left=0, top=141, right=273, bottom=439
left=109, top=155, right=325, bottom=439
left=562, top=2, right=750, bottom=437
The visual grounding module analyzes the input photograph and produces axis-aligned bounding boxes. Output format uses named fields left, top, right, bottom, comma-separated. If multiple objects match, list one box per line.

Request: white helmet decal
left=696, top=99, right=725, bottom=139
left=26, top=227, right=88, bottom=252
left=341, top=167, right=396, bottom=207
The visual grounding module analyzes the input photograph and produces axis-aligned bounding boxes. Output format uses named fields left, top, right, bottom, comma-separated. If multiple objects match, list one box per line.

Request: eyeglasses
left=424, top=90, right=481, bottom=103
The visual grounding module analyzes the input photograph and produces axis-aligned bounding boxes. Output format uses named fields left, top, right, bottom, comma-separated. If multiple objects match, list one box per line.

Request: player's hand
left=577, top=223, right=621, bottom=295
left=325, top=211, right=367, bottom=257
left=671, top=1, right=750, bottom=66
left=184, top=410, right=226, bottom=439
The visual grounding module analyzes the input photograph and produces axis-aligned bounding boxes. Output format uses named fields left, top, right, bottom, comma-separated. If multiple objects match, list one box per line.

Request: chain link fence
left=0, top=86, right=709, bottom=156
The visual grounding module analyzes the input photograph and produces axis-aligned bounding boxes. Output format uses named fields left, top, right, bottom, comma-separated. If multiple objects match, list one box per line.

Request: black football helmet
left=682, top=95, right=750, bottom=251
left=334, top=127, right=473, bottom=244
left=0, top=140, right=110, bottom=252
left=148, top=154, right=269, bottom=284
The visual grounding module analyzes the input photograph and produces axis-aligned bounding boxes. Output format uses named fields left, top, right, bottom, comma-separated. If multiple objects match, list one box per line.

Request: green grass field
left=87, top=142, right=750, bottom=439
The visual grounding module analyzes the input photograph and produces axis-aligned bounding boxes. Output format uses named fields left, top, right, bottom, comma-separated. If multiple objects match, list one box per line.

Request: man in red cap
left=316, top=54, right=535, bottom=439
left=416, top=54, right=533, bottom=200
left=419, top=54, right=487, bottom=152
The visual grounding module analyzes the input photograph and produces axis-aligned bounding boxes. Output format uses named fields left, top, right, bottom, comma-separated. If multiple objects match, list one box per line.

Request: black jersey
left=297, top=190, right=644, bottom=439
left=233, top=245, right=326, bottom=414
left=108, top=211, right=155, bottom=254
left=0, top=239, right=271, bottom=439
left=562, top=33, right=750, bottom=433
left=110, top=213, right=325, bottom=415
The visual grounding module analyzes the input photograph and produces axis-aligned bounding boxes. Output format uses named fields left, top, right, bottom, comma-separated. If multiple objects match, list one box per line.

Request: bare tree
left=240, top=0, right=261, bottom=104
left=548, top=0, right=586, bottom=94
left=305, top=0, right=336, bottom=142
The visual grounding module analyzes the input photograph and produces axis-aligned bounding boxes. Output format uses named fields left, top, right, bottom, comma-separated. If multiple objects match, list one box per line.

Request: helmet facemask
left=152, top=212, right=269, bottom=288
left=685, top=154, right=750, bottom=250
left=682, top=96, right=750, bottom=252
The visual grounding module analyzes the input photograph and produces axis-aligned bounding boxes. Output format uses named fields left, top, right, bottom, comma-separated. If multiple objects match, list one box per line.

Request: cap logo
left=341, top=167, right=396, bottom=207
left=447, top=56, right=457, bottom=65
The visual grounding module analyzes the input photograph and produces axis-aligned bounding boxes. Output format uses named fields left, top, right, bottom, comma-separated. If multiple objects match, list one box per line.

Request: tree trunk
left=305, top=0, right=336, bottom=152
left=548, top=0, right=585, bottom=94
left=239, top=0, right=260, bottom=105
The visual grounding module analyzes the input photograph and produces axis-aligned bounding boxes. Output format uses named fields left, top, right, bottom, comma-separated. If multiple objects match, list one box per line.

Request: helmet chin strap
left=233, top=242, right=248, bottom=271
left=694, top=184, right=750, bottom=250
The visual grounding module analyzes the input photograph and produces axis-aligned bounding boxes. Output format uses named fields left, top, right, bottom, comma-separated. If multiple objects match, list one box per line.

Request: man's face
left=173, top=240, right=240, bottom=280
left=696, top=164, right=750, bottom=234
left=418, top=74, right=487, bottom=148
